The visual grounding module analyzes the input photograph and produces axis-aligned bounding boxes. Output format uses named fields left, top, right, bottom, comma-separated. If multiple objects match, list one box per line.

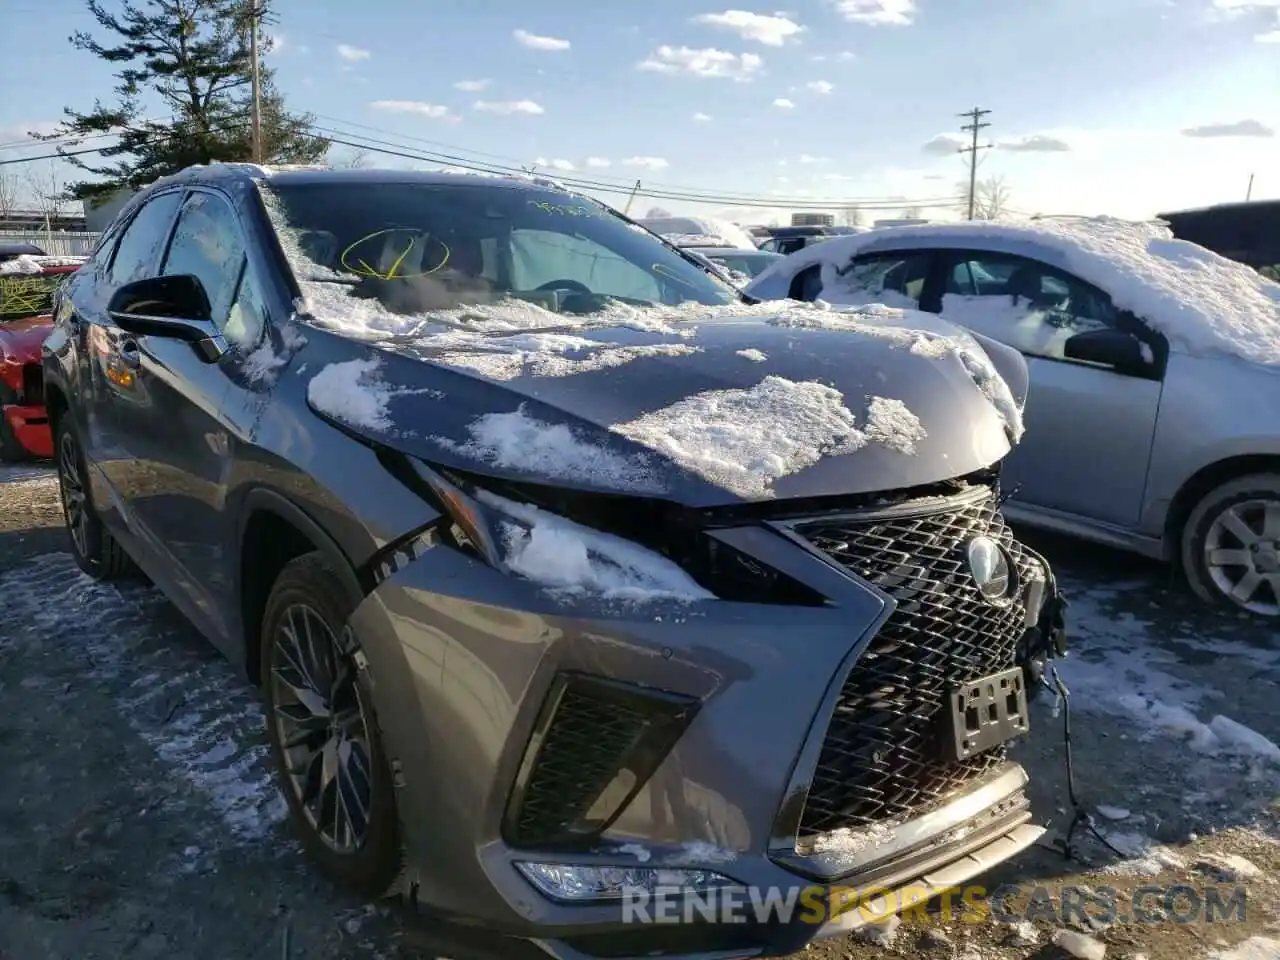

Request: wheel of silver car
left=260, top=552, right=404, bottom=899
left=53, top=418, right=135, bottom=580
left=1181, top=473, right=1280, bottom=617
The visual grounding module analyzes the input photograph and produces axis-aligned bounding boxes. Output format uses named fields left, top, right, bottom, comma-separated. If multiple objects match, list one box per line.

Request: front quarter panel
left=1143, top=353, right=1280, bottom=535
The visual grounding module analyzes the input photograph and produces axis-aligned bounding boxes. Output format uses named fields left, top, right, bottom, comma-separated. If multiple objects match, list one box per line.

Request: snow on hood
left=746, top=217, right=1280, bottom=366
left=298, top=286, right=1025, bottom=505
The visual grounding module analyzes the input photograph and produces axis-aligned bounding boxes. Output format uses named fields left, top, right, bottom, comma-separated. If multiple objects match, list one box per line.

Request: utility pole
left=623, top=179, right=642, bottom=216
left=1246, top=173, right=1255, bottom=201
left=248, top=0, right=263, bottom=163
left=958, top=107, right=992, bottom=220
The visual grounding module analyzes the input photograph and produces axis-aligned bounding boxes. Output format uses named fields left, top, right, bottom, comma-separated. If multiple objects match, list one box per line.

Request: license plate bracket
left=947, top=666, right=1029, bottom=761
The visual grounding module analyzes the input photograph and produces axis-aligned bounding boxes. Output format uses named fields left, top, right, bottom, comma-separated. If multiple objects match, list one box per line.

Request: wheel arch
left=236, top=487, right=365, bottom=685
left=1164, top=454, right=1280, bottom=563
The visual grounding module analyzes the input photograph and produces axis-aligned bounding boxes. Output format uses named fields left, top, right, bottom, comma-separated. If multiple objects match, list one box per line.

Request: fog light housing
left=515, top=861, right=738, bottom=904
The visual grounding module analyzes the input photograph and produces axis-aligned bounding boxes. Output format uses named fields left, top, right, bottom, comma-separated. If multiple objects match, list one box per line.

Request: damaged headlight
left=410, top=462, right=717, bottom=603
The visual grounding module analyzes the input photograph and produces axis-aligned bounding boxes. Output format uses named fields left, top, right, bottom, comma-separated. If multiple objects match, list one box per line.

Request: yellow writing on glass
left=338, top=229, right=451, bottom=279
left=0, top=275, right=62, bottom=318
left=528, top=200, right=595, bottom=217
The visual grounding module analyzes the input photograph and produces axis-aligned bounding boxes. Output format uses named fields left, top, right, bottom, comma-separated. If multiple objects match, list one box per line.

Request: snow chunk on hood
left=755, top=217, right=1280, bottom=366
left=415, top=330, right=700, bottom=380
left=476, top=489, right=714, bottom=602
left=434, top=407, right=666, bottom=493
left=306, top=358, right=395, bottom=430
left=610, top=376, right=868, bottom=500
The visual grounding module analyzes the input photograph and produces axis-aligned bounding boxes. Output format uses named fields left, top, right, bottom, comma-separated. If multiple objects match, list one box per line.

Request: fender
left=235, top=485, right=366, bottom=617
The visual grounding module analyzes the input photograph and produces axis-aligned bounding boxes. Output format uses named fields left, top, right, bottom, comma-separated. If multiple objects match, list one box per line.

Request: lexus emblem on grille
left=966, top=536, right=1012, bottom=603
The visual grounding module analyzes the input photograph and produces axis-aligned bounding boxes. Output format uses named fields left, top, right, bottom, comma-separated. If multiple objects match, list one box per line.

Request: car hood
left=302, top=303, right=1027, bottom=507
left=0, top=315, right=53, bottom=361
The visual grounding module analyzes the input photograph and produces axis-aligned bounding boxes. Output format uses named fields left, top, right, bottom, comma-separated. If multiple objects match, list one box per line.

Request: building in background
left=791, top=212, right=834, bottom=227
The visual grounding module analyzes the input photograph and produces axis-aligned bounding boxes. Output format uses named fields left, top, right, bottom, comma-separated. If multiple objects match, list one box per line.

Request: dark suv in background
left=1159, top=200, right=1280, bottom=279
left=43, top=164, right=1065, bottom=958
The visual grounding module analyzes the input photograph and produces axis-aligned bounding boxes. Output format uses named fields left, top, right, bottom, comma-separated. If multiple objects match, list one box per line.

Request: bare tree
left=24, top=161, right=67, bottom=224
left=331, top=146, right=371, bottom=168
left=973, top=174, right=1012, bottom=220
left=0, top=172, right=20, bottom=226
left=839, top=204, right=863, bottom=227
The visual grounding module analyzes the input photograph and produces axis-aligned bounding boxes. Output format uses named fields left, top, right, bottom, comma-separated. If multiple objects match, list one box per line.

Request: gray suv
left=43, top=165, right=1066, bottom=958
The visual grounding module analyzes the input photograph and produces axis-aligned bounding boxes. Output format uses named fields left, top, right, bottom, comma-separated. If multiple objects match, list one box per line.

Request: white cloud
left=513, top=28, right=571, bottom=51
left=837, top=49, right=857, bottom=60
left=623, top=156, right=670, bottom=170
left=773, top=97, right=795, bottom=109
left=693, top=111, right=713, bottom=121
left=637, top=45, right=763, bottom=80
left=806, top=80, right=834, bottom=94
left=1258, top=28, right=1280, bottom=39
left=798, top=154, right=829, bottom=164
left=533, top=157, right=576, bottom=170
left=997, top=133, right=1072, bottom=152
left=473, top=100, right=545, bottom=115
left=370, top=100, right=455, bottom=119
left=922, top=132, right=967, bottom=155
left=831, top=0, right=916, bottom=25
left=336, top=43, right=371, bottom=61
left=454, top=79, right=491, bottom=92
left=0, top=120, right=59, bottom=147
left=585, top=156, right=611, bottom=168
left=691, top=10, right=804, bottom=46
left=1182, top=119, right=1274, bottom=137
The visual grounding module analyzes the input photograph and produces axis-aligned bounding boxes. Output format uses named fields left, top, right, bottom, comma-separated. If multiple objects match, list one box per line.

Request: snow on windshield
left=767, top=217, right=1280, bottom=366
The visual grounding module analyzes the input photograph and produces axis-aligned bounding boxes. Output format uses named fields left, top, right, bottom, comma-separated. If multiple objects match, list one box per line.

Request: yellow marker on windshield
left=339, top=228, right=451, bottom=279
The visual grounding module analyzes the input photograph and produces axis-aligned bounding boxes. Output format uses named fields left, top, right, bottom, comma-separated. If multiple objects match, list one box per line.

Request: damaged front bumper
left=347, top=484, right=1067, bottom=960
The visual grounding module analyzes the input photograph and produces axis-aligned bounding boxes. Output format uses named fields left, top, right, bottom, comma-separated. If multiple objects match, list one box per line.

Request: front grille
left=792, top=488, right=1038, bottom=839
left=509, top=674, right=697, bottom=847
left=21, top=363, right=43, bottom=406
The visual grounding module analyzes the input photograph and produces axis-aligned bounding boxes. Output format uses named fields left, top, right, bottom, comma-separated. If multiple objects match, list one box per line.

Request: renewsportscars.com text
left=621, top=882, right=1249, bottom=927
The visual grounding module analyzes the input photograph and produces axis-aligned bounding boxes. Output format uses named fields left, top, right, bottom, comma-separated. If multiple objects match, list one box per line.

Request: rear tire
left=260, top=552, right=405, bottom=900
left=1180, top=473, right=1280, bottom=617
left=54, top=418, right=135, bottom=579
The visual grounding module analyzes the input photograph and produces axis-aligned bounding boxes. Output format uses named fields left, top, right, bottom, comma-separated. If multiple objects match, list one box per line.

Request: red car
left=0, top=255, right=85, bottom=461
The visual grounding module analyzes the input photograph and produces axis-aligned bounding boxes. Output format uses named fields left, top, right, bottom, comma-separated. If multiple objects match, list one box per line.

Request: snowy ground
left=1, top=463, right=1276, bottom=960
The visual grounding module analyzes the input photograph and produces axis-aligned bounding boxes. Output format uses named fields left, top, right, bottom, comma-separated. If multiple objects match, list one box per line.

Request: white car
left=744, top=217, right=1280, bottom=615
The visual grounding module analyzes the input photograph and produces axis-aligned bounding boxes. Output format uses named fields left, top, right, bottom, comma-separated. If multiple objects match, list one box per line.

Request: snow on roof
left=758, top=217, right=1280, bottom=366
left=639, top=216, right=757, bottom=250
left=664, top=233, right=732, bottom=248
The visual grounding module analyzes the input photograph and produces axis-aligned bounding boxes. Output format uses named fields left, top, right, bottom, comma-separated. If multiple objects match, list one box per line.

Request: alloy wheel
left=269, top=604, right=374, bottom=853
left=58, top=431, right=90, bottom=558
left=1203, top=497, right=1280, bottom=616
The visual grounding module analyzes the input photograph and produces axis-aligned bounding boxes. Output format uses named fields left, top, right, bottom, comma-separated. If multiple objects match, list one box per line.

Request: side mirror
left=1063, top=328, right=1148, bottom=374
left=107, top=274, right=227, bottom=362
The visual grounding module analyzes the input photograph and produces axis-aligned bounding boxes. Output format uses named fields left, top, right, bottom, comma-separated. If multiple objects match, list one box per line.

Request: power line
left=959, top=107, right=992, bottom=221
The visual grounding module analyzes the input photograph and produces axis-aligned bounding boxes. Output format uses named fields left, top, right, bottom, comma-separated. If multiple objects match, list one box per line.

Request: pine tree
left=36, top=0, right=327, bottom=201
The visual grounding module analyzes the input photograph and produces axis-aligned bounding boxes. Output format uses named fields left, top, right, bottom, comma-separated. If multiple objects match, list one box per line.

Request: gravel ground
left=1, top=463, right=1277, bottom=960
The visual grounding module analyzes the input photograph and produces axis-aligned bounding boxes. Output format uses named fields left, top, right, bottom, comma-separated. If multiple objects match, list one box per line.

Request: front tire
left=54, top=418, right=135, bottom=579
left=260, top=552, right=405, bottom=899
left=1181, top=473, right=1280, bottom=617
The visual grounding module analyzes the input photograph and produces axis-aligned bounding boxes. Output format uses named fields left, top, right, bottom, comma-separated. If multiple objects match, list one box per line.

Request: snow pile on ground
left=306, top=358, right=395, bottom=430
left=474, top=489, right=714, bottom=602
left=756, top=217, right=1280, bottom=366
left=1096, top=829, right=1187, bottom=876
left=609, top=376, right=869, bottom=499
left=0, top=254, right=86, bottom=275
left=433, top=407, right=665, bottom=493
left=1207, top=939, right=1280, bottom=960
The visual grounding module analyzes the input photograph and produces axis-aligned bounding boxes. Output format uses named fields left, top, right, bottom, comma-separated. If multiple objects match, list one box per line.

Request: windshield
left=261, top=179, right=740, bottom=318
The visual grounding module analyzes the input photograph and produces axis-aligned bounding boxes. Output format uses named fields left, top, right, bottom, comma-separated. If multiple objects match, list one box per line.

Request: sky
left=2, top=0, right=1280, bottom=224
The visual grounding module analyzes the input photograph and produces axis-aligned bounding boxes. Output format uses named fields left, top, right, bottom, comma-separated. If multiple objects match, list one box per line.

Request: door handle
left=119, top=338, right=141, bottom=366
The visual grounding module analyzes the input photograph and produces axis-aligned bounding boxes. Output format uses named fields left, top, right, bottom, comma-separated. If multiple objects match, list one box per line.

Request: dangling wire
left=1044, top=663, right=1127, bottom=861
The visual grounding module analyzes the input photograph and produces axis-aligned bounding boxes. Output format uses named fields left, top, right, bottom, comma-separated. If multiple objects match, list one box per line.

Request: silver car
left=745, top=217, right=1280, bottom=616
